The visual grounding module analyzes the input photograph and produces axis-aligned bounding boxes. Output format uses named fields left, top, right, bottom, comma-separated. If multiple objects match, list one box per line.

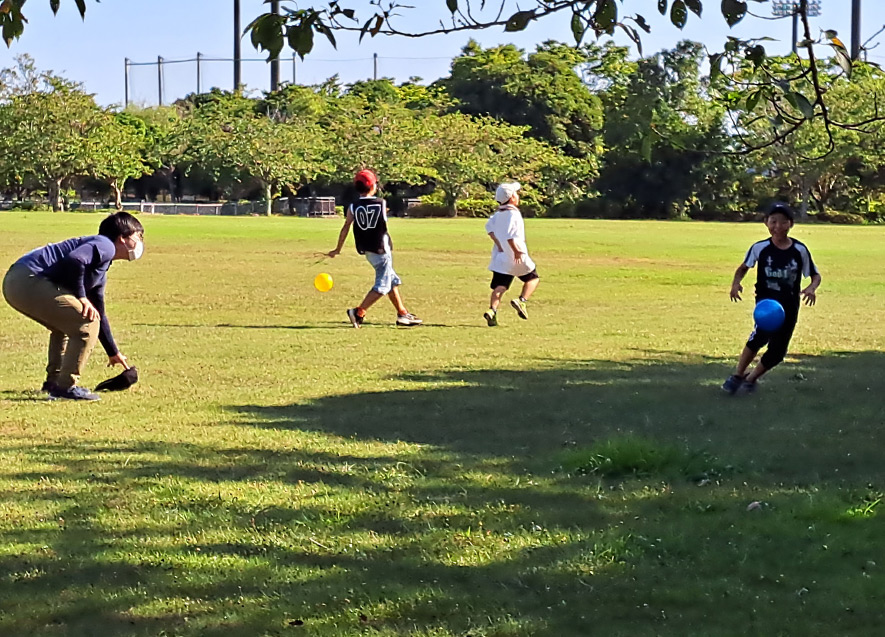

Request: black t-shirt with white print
left=743, top=238, right=818, bottom=310
left=348, top=197, right=389, bottom=255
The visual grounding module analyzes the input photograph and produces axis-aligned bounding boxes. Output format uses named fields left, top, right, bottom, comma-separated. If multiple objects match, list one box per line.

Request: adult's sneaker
left=347, top=308, right=364, bottom=329
left=510, top=298, right=528, bottom=320
left=41, top=380, right=58, bottom=393
left=49, top=385, right=100, bottom=401
left=721, top=374, right=745, bottom=395
left=396, top=313, right=423, bottom=326
left=483, top=309, right=498, bottom=327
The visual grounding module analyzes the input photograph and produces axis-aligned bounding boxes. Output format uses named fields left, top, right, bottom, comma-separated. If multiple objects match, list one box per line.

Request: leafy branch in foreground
left=248, top=0, right=750, bottom=61
left=0, top=0, right=90, bottom=46
left=246, top=1, right=882, bottom=152
left=711, top=2, right=885, bottom=158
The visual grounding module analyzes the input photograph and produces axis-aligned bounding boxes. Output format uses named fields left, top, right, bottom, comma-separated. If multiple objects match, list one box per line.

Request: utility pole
left=270, top=0, right=280, bottom=91
left=373, top=53, right=378, bottom=80
left=196, top=52, right=202, bottom=94
left=157, top=56, right=164, bottom=106
left=124, top=58, right=130, bottom=108
left=233, top=0, right=242, bottom=90
left=851, top=0, right=862, bottom=60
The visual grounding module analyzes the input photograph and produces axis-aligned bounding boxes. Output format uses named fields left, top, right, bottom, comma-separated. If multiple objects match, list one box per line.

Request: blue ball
left=753, top=299, right=786, bottom=332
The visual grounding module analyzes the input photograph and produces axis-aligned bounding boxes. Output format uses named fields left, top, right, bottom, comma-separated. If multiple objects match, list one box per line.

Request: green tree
left=86, top=111, right=149, bottom=209
left=325, top=95, right=436, bottom=189
left=0, top=78, right=103, bottom=210
left=585, top=41, right=739, bottom=217
left=739, top=60, right=885, bottom=217
left=185, top=93, right=330, bottom=215
left=441, top=40, right=603, bottom=158
left=420, top=112, right=589, bottom=213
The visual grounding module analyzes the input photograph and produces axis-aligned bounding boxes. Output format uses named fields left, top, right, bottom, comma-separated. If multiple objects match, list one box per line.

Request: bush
left=547, top=198, right=645, bottom=219
left=687, top=208, right=760, bottom=222
left=11, top=200, right=53, bottom=212
left=406, top=203, right=455, bottom=218
left=812, top=211, right=866, bottom=225
left=454, top=196, right=497, bottom=218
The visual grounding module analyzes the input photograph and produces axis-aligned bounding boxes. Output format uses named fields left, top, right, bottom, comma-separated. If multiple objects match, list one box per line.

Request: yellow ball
left=314, top=272, right=334, bottom=292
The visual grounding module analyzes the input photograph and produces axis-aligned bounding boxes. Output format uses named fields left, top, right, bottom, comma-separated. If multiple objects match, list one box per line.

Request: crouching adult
left=2, top=211, right=145, bottom=401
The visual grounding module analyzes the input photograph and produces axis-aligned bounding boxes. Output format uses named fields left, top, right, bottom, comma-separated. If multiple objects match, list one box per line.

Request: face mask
left=127, top=239, right=144, bottom=261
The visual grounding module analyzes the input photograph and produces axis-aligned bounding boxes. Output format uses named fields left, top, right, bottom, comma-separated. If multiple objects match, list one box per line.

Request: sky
left=0, top=0, right=881, bottom=107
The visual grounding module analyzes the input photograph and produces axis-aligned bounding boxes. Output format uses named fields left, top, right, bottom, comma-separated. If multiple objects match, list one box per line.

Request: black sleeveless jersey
left=348, top=197, right=389, bottom=254
left=743, top=238, right=818, bottom=309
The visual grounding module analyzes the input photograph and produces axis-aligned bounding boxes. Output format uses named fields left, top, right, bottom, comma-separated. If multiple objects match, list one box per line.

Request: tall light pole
left=851, top=0, right=862, bottom=60
left=772, top=0, right=822, bottom=55
left=270, top=0, right=280, bottom=91
left=234, top=0, right=242, bottom=90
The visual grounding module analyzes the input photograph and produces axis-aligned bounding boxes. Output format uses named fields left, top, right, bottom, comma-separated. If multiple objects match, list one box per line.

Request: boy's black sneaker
left=396, top=313, right=423, bottom=326
left=346, top=308, right=364, bottom=329
left=739, top=380, right=758, bottom=395
left=49, top=385, right=100, bottom=401
left=41, top=381, right=58, bottom=393
left=721, top=374, right=745, bottom=395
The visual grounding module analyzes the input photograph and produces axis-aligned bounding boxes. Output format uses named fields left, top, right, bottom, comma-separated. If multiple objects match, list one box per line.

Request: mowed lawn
left=0, top=211, right=883, bottom=637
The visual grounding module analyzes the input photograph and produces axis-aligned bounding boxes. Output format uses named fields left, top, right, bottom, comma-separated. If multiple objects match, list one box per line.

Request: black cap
left=95, top=366, right=139, bottom=392
left=764, top=202, right=795, bottom=221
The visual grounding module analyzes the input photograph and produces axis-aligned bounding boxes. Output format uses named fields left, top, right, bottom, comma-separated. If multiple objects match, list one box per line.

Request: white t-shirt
left=485, top=205, right=536, bottom=276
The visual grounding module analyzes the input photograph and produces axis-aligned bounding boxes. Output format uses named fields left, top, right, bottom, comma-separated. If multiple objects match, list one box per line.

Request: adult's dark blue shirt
left=15, top=235, right=120, bottom=355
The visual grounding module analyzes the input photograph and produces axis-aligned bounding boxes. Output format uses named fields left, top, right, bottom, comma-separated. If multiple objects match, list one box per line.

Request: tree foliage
left=184, top=91, right=330, bottom=215
left=440, top=41, right=604, bottom=158
left=0, top=75, right=105, bottom=210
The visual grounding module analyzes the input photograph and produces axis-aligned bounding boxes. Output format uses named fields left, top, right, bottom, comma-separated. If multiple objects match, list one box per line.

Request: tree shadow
left=1, top=352, right=883, bottom=635
left=229, top=351, right=885, bottom=483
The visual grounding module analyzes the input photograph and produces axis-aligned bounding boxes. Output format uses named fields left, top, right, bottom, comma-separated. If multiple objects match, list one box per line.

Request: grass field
left=1, top=211, right=883, bottom=637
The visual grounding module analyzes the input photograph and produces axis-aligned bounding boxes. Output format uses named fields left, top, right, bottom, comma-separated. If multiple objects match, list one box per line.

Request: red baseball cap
left=354, top=169, right=378, bottom=190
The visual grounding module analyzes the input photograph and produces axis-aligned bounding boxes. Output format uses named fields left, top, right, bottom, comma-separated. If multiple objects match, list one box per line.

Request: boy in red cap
left=326, top=170, right=423, bottom=328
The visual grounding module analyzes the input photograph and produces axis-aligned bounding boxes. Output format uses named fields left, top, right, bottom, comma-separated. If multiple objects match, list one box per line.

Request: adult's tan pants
left=2, top=264, right=99, bottom=389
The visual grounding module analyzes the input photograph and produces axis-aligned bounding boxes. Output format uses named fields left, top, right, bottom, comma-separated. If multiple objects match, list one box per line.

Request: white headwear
left=495, top=182, right=521, bottom=204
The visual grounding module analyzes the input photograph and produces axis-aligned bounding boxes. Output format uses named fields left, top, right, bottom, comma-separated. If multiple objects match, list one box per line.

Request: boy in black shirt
left=326, top=170, right=422, bottom=328
left=722, top=203, right=821, bottom=394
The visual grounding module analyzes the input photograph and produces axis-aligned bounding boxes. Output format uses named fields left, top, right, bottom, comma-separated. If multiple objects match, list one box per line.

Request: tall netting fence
left=124, top=54, right=453, bottom=106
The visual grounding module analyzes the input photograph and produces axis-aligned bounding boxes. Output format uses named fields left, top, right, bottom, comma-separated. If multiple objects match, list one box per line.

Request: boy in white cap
left=482, top=182, right=540, bottom=326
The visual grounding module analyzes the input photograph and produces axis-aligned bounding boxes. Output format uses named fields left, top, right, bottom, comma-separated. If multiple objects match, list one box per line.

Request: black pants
left=746, top=304, right=799, bottom=369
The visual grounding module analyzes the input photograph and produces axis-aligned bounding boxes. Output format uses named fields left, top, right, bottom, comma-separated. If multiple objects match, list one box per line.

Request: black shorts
left=490, top=270, right=540, bottom=290
left=746, top=304, right=799, bottom=369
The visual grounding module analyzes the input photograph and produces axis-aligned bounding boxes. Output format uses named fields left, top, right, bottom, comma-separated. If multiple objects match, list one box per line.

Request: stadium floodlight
left=771, top=1, right=822, bottom=18
left=772, top=1, right=823, bottom=54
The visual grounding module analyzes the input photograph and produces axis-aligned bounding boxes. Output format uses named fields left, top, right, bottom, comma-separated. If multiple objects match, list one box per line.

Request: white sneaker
left=395, top=313, right=423, bottom=326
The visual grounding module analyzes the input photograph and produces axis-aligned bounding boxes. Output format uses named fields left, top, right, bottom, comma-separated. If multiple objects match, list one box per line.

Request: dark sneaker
left=41, top=380, right=59, bottom=393
left=483, top=309, right=498, bottom=327
left=346, top=308, right=363, bottom=329
left=739, top=380, right=758, bottom=395
left=49, top=385, right=101, bottom=401
left=721, top=374, right=745, bottom=395
left=510, top=298, right=528, bottom=320
left=396, top=313, right=423, bottom=326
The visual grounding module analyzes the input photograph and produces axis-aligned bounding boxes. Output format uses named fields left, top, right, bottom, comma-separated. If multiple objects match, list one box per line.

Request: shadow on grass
left=1, top=352, right=883, bottom=636
left=134, top=322, right=489, bottom=330
left=134, top=322, right=345, bottom=330
left=231, top=351, right=885, bottom=483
